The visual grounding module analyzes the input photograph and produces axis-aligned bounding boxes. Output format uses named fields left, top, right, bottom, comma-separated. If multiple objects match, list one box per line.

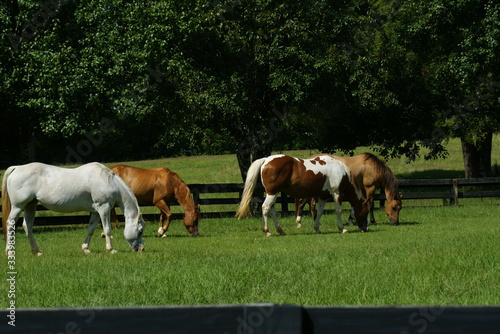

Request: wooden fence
left=0, top=177, right=499, bottom=226
left=2, top=304, right=499, bottom=334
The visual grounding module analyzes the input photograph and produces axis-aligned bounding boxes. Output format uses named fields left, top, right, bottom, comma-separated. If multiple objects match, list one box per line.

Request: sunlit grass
left=5, top=204, right=500, bottom=308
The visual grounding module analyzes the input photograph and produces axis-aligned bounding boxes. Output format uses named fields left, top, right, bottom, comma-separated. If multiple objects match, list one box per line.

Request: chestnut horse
left=295, top=153, right=402, bottom=227
left=236, top=155, right=370, bottom=236
left=110, top=165, right=200, bottom=237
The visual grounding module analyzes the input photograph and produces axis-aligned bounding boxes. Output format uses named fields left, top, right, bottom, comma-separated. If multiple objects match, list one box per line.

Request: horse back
left=6, top=162, right=118, bottom=212
left=262, top=155, right=332, bottom=198
left=110, top=165, right=175, bottom=204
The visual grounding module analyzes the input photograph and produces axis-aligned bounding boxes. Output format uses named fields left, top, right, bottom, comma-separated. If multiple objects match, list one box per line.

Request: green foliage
left=0, top=0, right=499, bottom=174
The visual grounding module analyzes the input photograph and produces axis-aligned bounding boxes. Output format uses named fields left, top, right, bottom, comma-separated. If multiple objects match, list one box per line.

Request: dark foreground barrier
left=2, top=304, right=499, bottom=334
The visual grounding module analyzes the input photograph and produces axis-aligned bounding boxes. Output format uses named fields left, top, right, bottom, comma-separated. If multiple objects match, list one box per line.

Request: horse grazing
left=236, top=155, right=370, bottom=236
left=110, top=165, right=200, bottom=237
left=2, top=162, right=145, bottom=255
left=295, top=153, right=402, bottom=227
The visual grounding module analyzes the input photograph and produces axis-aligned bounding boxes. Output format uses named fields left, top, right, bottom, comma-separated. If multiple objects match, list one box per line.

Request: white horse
left=2, top=162, right=145, bottom=255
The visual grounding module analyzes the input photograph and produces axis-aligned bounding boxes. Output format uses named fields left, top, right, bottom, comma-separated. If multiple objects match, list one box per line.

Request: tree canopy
left=1, top=0, right=498, bottom=178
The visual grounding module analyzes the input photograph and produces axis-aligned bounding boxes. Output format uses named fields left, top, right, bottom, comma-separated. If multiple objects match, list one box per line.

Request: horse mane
left=154, top=167, right=180, bottom=179
left=362, top=153, right=399, bottom=198
left=153, top=167, right=194, bottom=207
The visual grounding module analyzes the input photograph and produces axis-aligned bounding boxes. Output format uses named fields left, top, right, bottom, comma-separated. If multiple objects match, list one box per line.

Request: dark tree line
left=1, top=0, right=499, bottom=178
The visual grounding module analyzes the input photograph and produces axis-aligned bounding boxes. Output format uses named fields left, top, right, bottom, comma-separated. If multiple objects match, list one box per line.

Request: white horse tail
left=236, top=158, right=267, bottom=219
left=2, top=167, right=14, bottom=242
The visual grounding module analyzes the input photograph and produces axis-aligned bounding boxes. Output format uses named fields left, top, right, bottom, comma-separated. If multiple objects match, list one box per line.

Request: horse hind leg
left=82, top=212, right=101, bottom=254
left=333, top=195, right=348, bottom=234
left=4, top=206, right=21, bottom=254
left=313, top=198, right=326, bottom=234
left=262, top=194, right=285, bottom=236
left=22, top=200, right=43, bottom=256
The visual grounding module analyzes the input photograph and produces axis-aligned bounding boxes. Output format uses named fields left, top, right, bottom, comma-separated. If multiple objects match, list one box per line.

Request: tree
left=167, top=0, right=357, bottom=179
left=361, top=0, right=500, bottom=177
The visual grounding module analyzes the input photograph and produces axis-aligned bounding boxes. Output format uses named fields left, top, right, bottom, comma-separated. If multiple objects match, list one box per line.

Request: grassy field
left=1, top=137, right=500, bottom=308
left=5, top=205, right=500, bottom=308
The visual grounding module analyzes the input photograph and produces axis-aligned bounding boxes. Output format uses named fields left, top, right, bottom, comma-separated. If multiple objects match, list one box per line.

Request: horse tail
left=236, top=158, right=267, bottom=219
left=2, top=167, right=14, bottom=243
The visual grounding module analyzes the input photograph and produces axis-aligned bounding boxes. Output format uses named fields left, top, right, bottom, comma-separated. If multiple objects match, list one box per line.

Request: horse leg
left=98, top=205, right=116, bottom=253
left=262, top=194, right=282, bottom=237
left=5, top=207, right=22, bottom=254
left=155, top=200, right=172, bottom=237
left=369, top=198, right=376, bottom=225
left=22, top=201, right=43, bottom=256
left=313, top=198, right=326, bottom=234
left=348, top=208, right=355, bottom=226
left=294, top=198, right=303, bottom=228
left=270, top=203, right=285, bottom=236
left=295, top=198, right=309, bottom=229
left=334, top=194, right=348, bottom=234
left=82, top=212, right=101, bottom=254
left=101, top=207, right=119, bottom=238
left=310, top=198, right=317, bottom=221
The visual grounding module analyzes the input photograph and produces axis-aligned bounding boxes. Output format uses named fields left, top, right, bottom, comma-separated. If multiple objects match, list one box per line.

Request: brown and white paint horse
left=111, top=165, right=200, bottom=237
left=296, top=153, right=402, bottom=227
left=236, top=155, right=370, bottom=236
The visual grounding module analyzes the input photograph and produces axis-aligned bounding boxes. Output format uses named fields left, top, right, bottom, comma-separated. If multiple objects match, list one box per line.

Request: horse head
left=184, top=204, right=201, bottom=237
left=124, top=213, right=145, bottom=251
left=385, top=194, right=402, bottom=225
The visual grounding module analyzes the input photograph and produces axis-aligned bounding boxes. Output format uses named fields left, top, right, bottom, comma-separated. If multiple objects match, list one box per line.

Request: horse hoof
left=296, top=223, right=302, bottom=229
left=342, top=229, right=349, bottom=234
left=82, top=249, right=91, bottom=254
left=315, top=229, right=322, bottom=234
left=161, top=234, right=168, bottom=238
left=35, top=251, right=44, bottom=256
left=265, top=232, right=272, bottom=237
left=107, top=249, right=118, bottom=254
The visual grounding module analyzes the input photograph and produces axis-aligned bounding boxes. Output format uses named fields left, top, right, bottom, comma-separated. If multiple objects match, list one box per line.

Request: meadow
left=1, top=138, right=500, bottom=308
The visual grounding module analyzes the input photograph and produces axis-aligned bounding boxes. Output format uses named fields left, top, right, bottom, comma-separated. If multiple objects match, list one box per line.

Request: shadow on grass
left=396, top=221, right=421, bottom=226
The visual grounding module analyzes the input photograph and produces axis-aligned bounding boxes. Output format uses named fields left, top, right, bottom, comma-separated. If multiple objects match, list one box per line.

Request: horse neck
left=114, top=176, right=140, bottom=219
left=382, top=169, right=399, bottom=201
left=172, top=178, right=196, bottom=214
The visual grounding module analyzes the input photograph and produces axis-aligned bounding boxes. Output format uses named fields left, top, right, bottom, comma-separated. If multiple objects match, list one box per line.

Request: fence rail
left=1, top=177, right=499, bottom=226
left=2, top=304, right=499, bottom=334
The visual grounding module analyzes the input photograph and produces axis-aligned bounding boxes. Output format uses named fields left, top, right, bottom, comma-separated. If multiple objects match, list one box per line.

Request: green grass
left=4, top=204, right=500, bottom=308
left=2, top=137, right=500, bottom=308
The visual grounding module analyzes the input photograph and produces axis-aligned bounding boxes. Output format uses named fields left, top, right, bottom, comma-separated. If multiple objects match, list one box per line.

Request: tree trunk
left=461, top=133, right=492, bottom=178
left=236, top=137, right=273, bottom=182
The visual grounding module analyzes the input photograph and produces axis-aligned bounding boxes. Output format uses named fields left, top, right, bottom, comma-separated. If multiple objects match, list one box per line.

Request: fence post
left=452, top=179, right=459, bottom=206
